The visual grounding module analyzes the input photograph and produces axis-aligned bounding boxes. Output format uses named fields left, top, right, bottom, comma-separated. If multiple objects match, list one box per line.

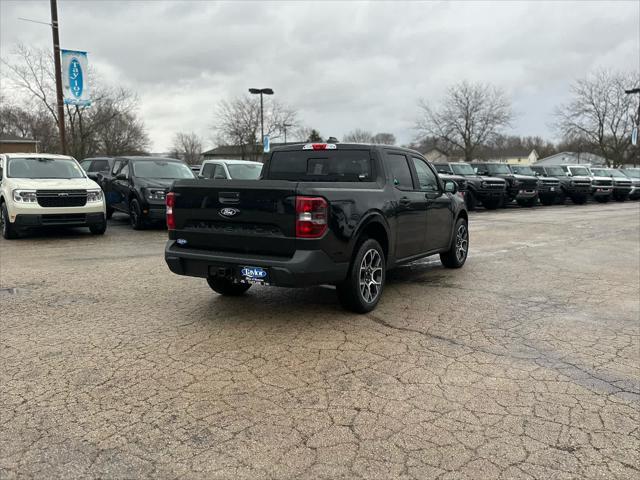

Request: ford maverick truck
left=165, top=143, right=468, bottom=313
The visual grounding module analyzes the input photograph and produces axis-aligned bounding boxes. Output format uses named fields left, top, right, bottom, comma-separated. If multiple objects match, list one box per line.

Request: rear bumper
left=165, top=241, right=349, bottom=287
left=14, top=212, right=105, bottom=228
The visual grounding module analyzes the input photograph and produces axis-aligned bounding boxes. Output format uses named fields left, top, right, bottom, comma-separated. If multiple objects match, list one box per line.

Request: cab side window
left=112, top=160, right=122, bottom=175
left=411, top=157, right=439, bottom=192
left=119, top=162, right=130, bottom=179
left=385, top=153, right=413, bottom=190
left=201, top=163, right=218, bottom=179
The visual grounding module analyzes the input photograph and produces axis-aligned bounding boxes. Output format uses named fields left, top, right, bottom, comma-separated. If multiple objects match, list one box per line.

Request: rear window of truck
left=268, top=150, right=373, bottom=182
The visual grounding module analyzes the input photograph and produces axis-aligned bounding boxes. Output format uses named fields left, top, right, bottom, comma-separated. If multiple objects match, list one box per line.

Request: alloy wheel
left=359, top=248, right=383, bottom=303
left=456, top=224, right=468, bottom=262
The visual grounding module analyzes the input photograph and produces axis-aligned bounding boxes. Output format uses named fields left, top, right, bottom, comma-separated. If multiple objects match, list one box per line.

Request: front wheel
left=571, top=194, right=587, bottom=205
left=465, top=190, right=477, bottom=211
left=517, top=198, right=536, bottom=207
left=207, top=277, right=252, bottom=296
left=129, top=199, right=145, bottom=230
left=1, top=202, right=18, bottom=239
left=540, top=196, right=555, bottom=206
left=440, top=218, right=469, bottom=269
left=89, top=221, right=107, bottom=235
left=482, top=198, right=501, bottom=210
left=106, top=207, right=114, bottom=219
left=337, top=238, right=386, bottom=313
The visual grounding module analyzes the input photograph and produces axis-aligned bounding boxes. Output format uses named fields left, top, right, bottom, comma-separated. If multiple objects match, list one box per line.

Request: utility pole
left=282, top=122, right=292, bottom=144
left=50, top=0, right=66, bottom=154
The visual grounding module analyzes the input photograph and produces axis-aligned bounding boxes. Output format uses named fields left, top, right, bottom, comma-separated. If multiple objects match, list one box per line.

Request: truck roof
left=269, top=142, right=425, bottom=158
left=1, top=153, right=75, bottom=160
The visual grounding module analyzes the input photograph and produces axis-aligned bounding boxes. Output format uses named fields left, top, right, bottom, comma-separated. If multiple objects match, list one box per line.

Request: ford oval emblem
left=219, top=207, right=240, bottom=218
left=69, top=58, right=84, bottom=98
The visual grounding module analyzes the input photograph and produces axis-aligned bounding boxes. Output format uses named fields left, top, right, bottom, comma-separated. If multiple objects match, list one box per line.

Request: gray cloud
left=1, top=0, right=638, bottom=152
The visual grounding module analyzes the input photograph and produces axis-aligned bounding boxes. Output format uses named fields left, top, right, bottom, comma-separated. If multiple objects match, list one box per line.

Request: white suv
left=199, top=159, right=262, bottom=180
left=0, top=153, right=107, bottom=239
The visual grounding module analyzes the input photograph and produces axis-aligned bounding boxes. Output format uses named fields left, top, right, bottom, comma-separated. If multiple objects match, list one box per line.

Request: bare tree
left=343, top=128, right=373, bottom=143
left=416, top=81, right=513, bottom=161
left=171, top=132, right=203, bottom=164
left=555, top=70, right=639, bottom=167
left=212, top=96, right=298, bottom=160
left=1, top=44, right=149, bottom=157
left=371, top=132, right=396, bottom=145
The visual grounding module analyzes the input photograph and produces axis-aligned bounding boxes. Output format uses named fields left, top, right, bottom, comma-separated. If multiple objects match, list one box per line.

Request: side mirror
left=116, top=173, right=127, bottom=180
left=444, top=180, right=458, bottom=194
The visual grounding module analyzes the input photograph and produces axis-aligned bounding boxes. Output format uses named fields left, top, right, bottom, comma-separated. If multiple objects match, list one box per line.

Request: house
left=535, top=151, right=607, bottom=166
left=0, top=134, right=39, bottom=154
left=488, top=149, right=539, bottom=165
left=422, top=148, right=449, bottom=163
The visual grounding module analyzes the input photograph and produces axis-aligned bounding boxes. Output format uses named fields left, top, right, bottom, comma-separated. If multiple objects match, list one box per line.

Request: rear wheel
left=207, top=277, right=252, bottom=296
left=1, top=202, right=18, bottom=239
left=440, top=217, right=469, bottom=268
left=129, top=199, right=144, bottom=230
left=337, top=238, right=385, bottom=313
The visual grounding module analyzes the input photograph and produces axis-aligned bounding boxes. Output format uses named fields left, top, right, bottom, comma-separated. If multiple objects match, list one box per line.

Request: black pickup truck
left=165, top=143, right=468, bottom=312
left=433, top=162, right=506, bottom=210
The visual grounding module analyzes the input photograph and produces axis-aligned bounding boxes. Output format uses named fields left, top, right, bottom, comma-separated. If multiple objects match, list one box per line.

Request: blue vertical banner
left=61, top=49, right=91, bottom=106
left=263, top=134, right=270, bottom=153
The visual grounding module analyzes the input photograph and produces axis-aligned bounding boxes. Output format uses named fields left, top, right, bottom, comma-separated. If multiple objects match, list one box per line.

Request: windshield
left=132, top=160, right=195, bottom=179
left=545, top=166, right=566, bottom=176
left=606, top=170, right=627, bottom=178
left=511, top=166, right=536, bottom=175
left=623, top=169, right=640, bottom=178
left=485, top=164, right=512, bottom=174
left=451, top=164, right=476, bottom=175
left=569, top=166, right=590, bottom=176
left=227, top=163, right=262, bottom=180
left=7, top=157, right=85, bottom=179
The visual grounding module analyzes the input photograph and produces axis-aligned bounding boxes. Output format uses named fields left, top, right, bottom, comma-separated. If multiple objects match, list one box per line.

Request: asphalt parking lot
left=1, top=203, right=639, bottom=479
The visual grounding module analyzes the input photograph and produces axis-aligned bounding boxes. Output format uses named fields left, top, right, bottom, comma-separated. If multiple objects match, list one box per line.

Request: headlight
left=145, top=189, right=166, bottom=201
left=12, top=189, right=37, bottom=203
left=87, top=189, right=103, bottom=203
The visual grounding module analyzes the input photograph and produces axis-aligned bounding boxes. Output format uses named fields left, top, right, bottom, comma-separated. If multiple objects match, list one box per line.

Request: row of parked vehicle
left=1, top=149, right=638, bottom=239
left=433, top=162, right=640, bottom=210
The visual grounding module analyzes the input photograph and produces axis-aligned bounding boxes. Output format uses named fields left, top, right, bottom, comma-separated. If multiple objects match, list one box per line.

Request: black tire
left=1, top=202, right=18, bottom=239
left=465, top=190, right=477, bottom=211
left=540, top=196, right=555, bottom=206
left=517, top=198, right=536, bottom=207
left=106, top=207, right=114, bottom=219
left=594, top=196, right=609, bottom=203
left=614, top=194, right=627, bottom=202
left=89, top=221, right=107, bottom=235
left=440, top=217, right=469, bottom=269
left=129, top=198, right=144, bottom=230
left=482, top=198, right=501, bottom=210
left=206, top=277, right=252, bottom=296
left=571, top=194, right=587, bottom=205
left=556, top=191, right=567, bottom=205
left=336, top=238, right=386, bottom=313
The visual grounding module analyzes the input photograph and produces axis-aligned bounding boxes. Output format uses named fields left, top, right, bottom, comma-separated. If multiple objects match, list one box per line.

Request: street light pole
left=50, top=0, right=66, bottom=155
left=248, top=88, right=274, bottom=151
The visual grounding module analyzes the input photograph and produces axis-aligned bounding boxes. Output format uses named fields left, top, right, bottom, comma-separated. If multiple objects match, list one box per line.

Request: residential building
left=535, top=151, right=607, bottom=166
left=0, top=134, right=39, bottom=154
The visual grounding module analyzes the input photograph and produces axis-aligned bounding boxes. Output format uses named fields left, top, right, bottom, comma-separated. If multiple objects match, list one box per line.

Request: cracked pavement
left=1, top=202, right=639, bottom=479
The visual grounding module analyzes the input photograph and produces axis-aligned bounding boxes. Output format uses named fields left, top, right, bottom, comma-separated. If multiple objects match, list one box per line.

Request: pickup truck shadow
left=203, top=259, right=451, bottom=316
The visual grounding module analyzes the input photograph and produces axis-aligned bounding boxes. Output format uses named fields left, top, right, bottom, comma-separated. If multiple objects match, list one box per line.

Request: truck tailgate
left=170, top=179, right=298, bottom=257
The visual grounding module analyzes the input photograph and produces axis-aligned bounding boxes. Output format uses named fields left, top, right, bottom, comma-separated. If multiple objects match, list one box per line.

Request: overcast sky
left=1, top=0, right=638, bottom=151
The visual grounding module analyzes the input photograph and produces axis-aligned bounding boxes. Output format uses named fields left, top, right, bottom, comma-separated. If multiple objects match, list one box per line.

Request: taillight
left=166, top=192, right=175, bottom=230
left=302, top=143, right=337, bottom=150
left=295, top=196, right=328, bottom=238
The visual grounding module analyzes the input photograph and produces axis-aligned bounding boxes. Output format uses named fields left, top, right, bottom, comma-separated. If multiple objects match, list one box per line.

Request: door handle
left=399, top=197, right=411, bottom=206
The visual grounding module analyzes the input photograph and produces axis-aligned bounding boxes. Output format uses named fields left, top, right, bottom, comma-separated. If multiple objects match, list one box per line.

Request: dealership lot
left=1, top=203, right=638, bottom=479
